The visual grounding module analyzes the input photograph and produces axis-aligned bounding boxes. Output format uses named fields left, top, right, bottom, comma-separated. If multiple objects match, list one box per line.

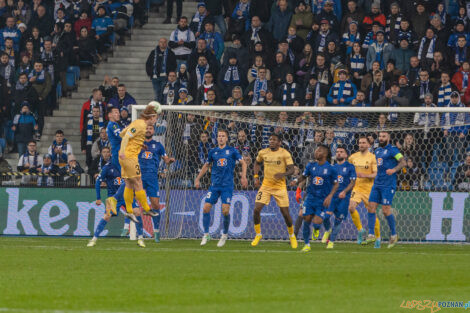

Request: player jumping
left=138, top=125, right=174, bottom=243
left=195, top=129, right=248, bottom=247
left=87, top=147, right=145, bottom=247
left=348, top=136, right=381, bottom=246
left=251, top=133, right=298, bottom=249
left=322, top=146, right=356, bottom=249
left=363, top=131, right=405, bottom=249
left=296, top=145, right=338, bottom=252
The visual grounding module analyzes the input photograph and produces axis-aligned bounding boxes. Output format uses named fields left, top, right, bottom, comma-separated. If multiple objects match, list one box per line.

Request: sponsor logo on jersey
left=217, top=158, right=227, bottom=166
left=377, top=158, right=383, bottom=166
left=142, top=151, right=153, bottom=159
left=337, top=175, right=344, bottom=183
left=313, top=176, right=324, bottom=185
left=113, top=177, right=123, bottom=185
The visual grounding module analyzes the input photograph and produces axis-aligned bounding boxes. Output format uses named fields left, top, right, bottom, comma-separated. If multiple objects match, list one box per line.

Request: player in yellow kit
left=251, top=133, right=298, bottom=249
left=348, top=136, right=380, bottom=247
left=110, top=104, right=160, bottom=246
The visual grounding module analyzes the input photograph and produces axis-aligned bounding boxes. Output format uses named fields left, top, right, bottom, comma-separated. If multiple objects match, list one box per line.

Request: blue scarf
left=455, top=47, right=467, bottom=64
left=463, top=71, right=469, bottom=90
left=202, top=32, right=216, bottom=54
left=418, top=36, right=436, bottom=60
left=350, top=54, right=365, bottom=73
left=386, top=14, right=402, bottom=34
left=342, top=32, right=360, bottom=55
left=250, top=67, right=258, bottom=79
left=51, top=139, right=68, bottom=165
left=332, top=81, right=353, bottom=99
left=374, top=42, right=385, bottom=69
left=437, top=83, right=452, bottom=107
left=87, top=116, right=104, bottom=145
left=22, top=152, right=38, bottom=167
left=173, top=28, right=192, bottom=42
left=282, top=83, right=295, bottom=105
left=153, top=47, right=168, bottom=76
left=196, top=64, right=209, bottom=87
left=252, top=78, right=267, bottom=105
left=223, top=66, right=240, bottom=84
left=28, top=69, right=45, bottom=83
left=193, top=11, right=206, bottom=34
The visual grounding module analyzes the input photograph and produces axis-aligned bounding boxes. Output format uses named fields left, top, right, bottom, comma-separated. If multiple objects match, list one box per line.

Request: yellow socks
left=135, top=190, right=151, bottom=212
left=254, top=224, right=261, bottom=235
left=287, top=225, right=294, bottom=236
left=351, top=209, right=362, bottom=231
left=375, top=217, right=381, bottom=239
left=123, top=187, right=134, bottom=213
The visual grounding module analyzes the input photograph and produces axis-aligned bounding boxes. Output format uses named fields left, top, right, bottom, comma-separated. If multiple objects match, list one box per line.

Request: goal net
left=132, top=105, right=470, bottom=243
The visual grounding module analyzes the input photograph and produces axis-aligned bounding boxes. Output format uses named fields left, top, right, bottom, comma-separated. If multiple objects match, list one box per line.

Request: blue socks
left=113, top=182, right=126, bottom=202
left=152, top=211, right=161, bottom=232
left=203, top=212, right=210, bottom=233
left=94, top=219, right=108, bottom=237
left=323, top=213, right=332, bottom=231
left=386, top=214, right=397, bottom=236
left=368, top=212, right=376, bottom=235
left=136, top=216, right=143, bottom=237
left=330, top=218, right=343, bottom=242
left=313, top=223, right=321, bottom=231
left=303, top=220, right=311, bottom=244
left=223, top=214, right=230, bottom=234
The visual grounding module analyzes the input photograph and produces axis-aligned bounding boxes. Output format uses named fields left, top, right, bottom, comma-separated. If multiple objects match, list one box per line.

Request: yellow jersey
left=120, top=119, right=147, bottom=159
left=256, top=148, right=294, bottom=189
left=349, top=151, right=377, bottom=194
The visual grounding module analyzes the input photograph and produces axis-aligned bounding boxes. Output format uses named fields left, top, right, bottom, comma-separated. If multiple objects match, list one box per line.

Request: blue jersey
left=107, top=121, right=122, bottom=157
left=95, top=162, right=122, bottom=199
left=207, top=145, right=242, bottom=189
left=374, top=144, right=402, bottom=188
left=334, top=161, right=356, bottom=196
left=303, top=161, right=338, bottom=199
left=92, top=16, right=114, bottom=35
left=139, top=140, right=166, bottom=174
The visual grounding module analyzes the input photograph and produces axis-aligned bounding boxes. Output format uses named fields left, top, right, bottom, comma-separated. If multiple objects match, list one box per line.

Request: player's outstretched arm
left=195, top=163, right=210, bottom=188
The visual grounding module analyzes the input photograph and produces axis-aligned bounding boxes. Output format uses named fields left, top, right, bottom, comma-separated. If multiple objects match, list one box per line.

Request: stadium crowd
left=1, top=0, right=470, bottom=191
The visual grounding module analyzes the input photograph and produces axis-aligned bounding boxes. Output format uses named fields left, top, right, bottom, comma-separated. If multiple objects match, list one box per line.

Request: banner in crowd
left=0, top=188, right=469, bottom=242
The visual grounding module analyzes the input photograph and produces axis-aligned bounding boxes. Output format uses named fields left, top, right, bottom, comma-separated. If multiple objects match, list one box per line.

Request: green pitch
left=0, top=237, right=469, bottom=313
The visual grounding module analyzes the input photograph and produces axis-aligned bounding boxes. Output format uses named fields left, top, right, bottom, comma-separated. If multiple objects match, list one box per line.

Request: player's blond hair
left=139, top=105, right=158, bottom=120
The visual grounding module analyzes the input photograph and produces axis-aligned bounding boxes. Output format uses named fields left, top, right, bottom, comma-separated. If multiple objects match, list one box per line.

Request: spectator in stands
left=199, top=21, right=224, bottom=61
left=169, top=16, right=196, bottom=65
left=223, top=35, right=249, bottom=69
left=390, top=37, right=415, bottom=74
left=375, top=82, right=410, bottom=124
left=242, top=15, right=273, bottom=53
left=120, top=107, right=131, bottom=127
left=302, top=130, right=324, bottom=162
left=366, top=30, right=393, bottom=71
left=160, top=71, right=180, bottom=105
left=163, top=0, right=183, bottom=24
left=146, top=37, right=177, bottom=102
left=0, top=51, right=14, bottom=88
left=228, top=0, right=250, bottom=39
left=204, top=0, right=226, bottom=39
left=188, top=55, right=210, bottom=96
left=81, top=105, right=105, bottom=167
left=99, top=76, right=118, bottom=102
left=74, top=11, right=92, bottom=39
left=108, top=83, right=136, bottom=111
left=1, top=17, right=21, bottom=51
left=111, top=0, right=132, bottom=46
left=362, top=2, right=385, bottom=33
left=201, top=88, right=220, bottom=106
left=37, top=153, right=59, bottom=187
left=246, top=66, right=272, bottom=105
left=176, top=87, right=193, bottom=105
left=12, top=102, right=38, bottom=156
left=17, top=140, right=42, bottom=185
left=80, top=88, right=106, bottom=135
left=218, top=54, right=246, bottom=99
left=48, top=129, right=72, bottom=168
left=398, top=158, right=422, bottom=191
left=234, top=129, right=250, bottom=155
left=265, top=0, right=292, bottom=43
left=289, top=1, right=313, bottom=40
left=413, top=70, right=435, bottom=105
left=91, top=5, right=114, bottom=55
left=13, top=0, right=32, bottom=26
left=417, top=28, right=438, bottom=71
left=435, top=72, right=458, bottom=107
left=271, top=52, right=291, bottom=90
left=248, top=55, right=270, bottom=85
left=29, top=60, right=51, bottom=137
left=77, top=27, right=98, bottom=67
left=453, top=153, right=470, bottom=191
left=312, top=19, right=339, bottom=55
left=91, top=127, right=109, bottom=162
left=187, top=38, right=218, bottom=75
left=188, top=2, right=211, bottom=38
left=29, top=5, right=53, bottom=37
left=61, top=154, right=84, bottom=186
left=277, top=72, right=304, bottom=106
left=327, top=69, right=357, bottom=106
left=414, top=93, right=439, bottom=167
left=452, top=61, right=470, bottom=94
left=226, top=86, right=247, bottom=106
left=89, top=145, right=111, bottom=178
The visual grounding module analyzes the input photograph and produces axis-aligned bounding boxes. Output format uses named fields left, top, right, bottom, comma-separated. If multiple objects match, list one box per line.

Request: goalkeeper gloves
left=296, top=187, right=302, bottom=204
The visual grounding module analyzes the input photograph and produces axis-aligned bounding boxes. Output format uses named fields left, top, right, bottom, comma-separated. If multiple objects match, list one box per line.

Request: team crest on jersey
left=143, top=151, right=153, bottom=159
left=313, top=176, right=324, bottom=185
left=217, top=158, right=227, bottom=166
left=377, top=158, right=383, bottom=166
left=337, top=175, right=344, bottom=183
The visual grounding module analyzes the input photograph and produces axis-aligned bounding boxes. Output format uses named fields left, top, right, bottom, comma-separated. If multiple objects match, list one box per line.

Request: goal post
left=132, top=104, right=470, bottom=243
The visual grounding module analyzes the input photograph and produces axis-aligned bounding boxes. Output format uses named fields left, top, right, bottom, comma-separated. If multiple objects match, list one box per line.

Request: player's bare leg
left=279, top=206, right=297, bottom=249
left=217, top=204, right=231, bottom=247
left=294, top=209, right=303, bottom=238
left=251, top=202, right=265, bottom=246
left=349, top=200, right=366, bottom=244
left=382, top=205, right=398, bottom=248
left=201, top=203, right=213, bottom=246
left=301, top=214, right=313, bottom=252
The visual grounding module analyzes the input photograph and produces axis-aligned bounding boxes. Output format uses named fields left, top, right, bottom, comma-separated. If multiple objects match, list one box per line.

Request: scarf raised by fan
left=223, top=66, right=240, bottom=83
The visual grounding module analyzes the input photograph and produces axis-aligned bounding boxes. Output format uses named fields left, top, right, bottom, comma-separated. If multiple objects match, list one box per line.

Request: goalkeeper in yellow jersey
left=251, top=133, right=298, bottom=249
left=348, top=136, right=380, bottom=247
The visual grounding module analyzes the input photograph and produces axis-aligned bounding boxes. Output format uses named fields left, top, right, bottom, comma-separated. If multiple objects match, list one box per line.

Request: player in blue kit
left=195, top=129, right=248, bottom=247
left=139, top=125, right=174, bottom=243
left=87, top=147, right=145, bottom=247
left=363, top=131, right=406, bottom=249
left=322, top=146, right=356, bottom=249
left=296, top=145, right=339, bottom=252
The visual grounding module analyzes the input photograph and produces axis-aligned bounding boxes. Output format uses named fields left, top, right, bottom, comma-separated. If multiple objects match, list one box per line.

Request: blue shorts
left=142, top=174, right=160, bottom=198
left=327, top=195, right=350, bottom=221
left=302, top=195, right=326, bottom=219
left=205, top=187, right=232, bottom=205
left=369, top=185, right=396, bottom=206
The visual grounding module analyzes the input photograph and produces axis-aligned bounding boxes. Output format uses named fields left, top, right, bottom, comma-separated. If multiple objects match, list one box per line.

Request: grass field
left=0, top=237, right=469, bottom=313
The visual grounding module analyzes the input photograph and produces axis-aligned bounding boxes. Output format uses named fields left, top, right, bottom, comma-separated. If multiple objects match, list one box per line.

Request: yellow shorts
left=255, top=185, right=289, bottom=207
left=350, top=190, right=370, bottom=207
left=119, top=158, right=141, bottom=179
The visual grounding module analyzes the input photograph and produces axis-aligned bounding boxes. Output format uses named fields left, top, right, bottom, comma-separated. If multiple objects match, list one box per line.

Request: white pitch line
left=1, top=243, right=469, bottom=257
left=0, top=308, right=147, bottom=313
